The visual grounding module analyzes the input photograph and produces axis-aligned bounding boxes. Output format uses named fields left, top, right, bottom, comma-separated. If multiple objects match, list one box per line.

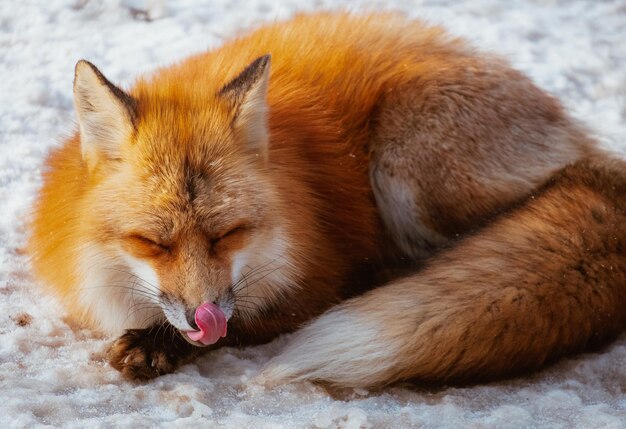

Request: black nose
left=186, top=308, right=199, bottom=330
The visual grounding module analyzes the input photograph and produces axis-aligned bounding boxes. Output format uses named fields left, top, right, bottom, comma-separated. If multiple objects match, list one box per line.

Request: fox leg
left=108, top=324, right=209, bottom=380
left=369, top=69, right=594, bottom=259
left=263, top=160, right=626, bottom=387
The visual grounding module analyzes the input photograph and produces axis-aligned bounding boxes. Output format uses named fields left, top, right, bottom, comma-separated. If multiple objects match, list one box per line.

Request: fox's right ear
left=73, top=60, right=136, bottom=168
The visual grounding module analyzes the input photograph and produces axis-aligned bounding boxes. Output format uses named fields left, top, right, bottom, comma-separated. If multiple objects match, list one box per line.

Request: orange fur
left=29, top=12, right=624, bottom=386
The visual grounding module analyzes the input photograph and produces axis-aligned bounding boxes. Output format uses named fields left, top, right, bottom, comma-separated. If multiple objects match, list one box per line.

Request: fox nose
left=186, top=308, right=199, bottom=330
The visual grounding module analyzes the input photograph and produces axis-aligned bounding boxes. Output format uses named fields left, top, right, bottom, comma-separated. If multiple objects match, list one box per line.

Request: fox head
left=72, top=56, right=298, bottom=342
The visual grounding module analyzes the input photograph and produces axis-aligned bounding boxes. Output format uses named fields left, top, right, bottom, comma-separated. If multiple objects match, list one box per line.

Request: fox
left=28, top=12, right=626, bottom=388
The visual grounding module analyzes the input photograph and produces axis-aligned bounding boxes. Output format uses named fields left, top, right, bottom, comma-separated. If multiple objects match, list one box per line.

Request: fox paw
left=108, top=328, right=191, bottom=380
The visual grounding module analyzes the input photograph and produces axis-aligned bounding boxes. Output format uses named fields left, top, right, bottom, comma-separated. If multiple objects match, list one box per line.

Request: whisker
left=236, top=261, right=279, bottom=282
left=126, top=307, right=163, bottom=326
left=81, top=283, right=162, bottom=302
left=105, top=267, right=160, bottom=290
left=153, top=319, right=170, bottom=349
left=233, top=300, right=264, bottom=309
left=231, top=259, right=281, bottom=293
left=234, top=290, right=268, bottom=300
left=126, top=301, right=160, bottom=316
left=235, top=267, right=281, bottom=292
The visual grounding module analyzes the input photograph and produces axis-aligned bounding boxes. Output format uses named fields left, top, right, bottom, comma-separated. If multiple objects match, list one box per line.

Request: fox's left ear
left=219, top=55, right=271, bottom=162
left=73, top=60, right=137, bottom=169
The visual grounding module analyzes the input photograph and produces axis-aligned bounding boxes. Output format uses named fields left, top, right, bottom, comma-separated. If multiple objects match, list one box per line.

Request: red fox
left=29, top=12, right=626, bottom=387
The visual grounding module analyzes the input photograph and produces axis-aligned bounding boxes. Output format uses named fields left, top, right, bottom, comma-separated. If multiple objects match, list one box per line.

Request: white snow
left=1, top=0, right=625, bottom=427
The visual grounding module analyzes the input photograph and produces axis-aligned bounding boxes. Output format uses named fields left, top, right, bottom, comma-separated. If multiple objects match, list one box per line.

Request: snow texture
left=1, top=0, right=625, bottom=428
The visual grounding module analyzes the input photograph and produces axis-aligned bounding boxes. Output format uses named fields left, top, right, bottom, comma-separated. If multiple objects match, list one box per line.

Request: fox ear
left=73, top=60, right=136, bottom=167
left=219, top=55, right=271, bottom=161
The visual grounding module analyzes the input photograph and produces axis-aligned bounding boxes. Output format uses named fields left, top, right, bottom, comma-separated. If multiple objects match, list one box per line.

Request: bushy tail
left=263, top=158, right=626, bottom=388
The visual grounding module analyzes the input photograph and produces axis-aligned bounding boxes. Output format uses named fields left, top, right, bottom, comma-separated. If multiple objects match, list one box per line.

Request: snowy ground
left=1, top=0, right=625, bottom=427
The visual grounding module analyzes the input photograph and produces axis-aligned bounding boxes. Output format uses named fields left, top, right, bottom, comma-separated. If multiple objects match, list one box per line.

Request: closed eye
left=128, top=234, right=172, bottom=253
left=211, top=225, right=248, bottom=246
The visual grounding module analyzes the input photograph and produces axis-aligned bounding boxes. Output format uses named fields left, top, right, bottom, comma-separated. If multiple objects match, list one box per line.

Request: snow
left=1, top=0, right=625, bottom=427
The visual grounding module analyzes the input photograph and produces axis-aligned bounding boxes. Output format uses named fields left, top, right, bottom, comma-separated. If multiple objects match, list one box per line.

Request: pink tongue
left=186, top=302, right=227, bottom=345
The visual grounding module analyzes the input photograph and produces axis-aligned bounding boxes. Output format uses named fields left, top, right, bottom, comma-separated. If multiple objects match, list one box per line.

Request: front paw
left=108, top=328, right=190, bottom=380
